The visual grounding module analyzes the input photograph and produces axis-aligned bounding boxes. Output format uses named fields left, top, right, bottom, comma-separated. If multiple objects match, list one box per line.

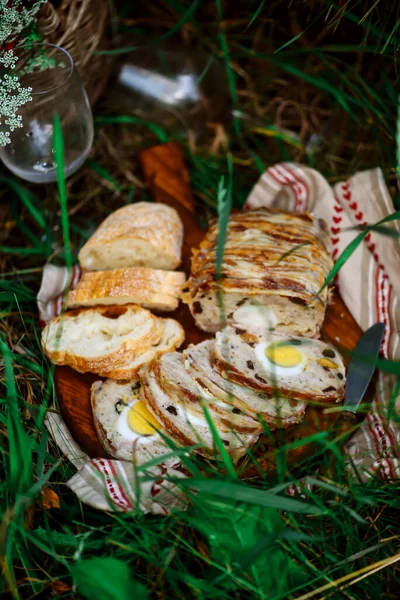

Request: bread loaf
left=78, top=202, right=184, bottom=271
left=67, top=267, right=186, bottom=312
left=185, top=208, right=333, bottom=338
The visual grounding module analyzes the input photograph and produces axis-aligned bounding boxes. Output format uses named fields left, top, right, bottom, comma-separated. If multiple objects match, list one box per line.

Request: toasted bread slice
left=68, top=288, right=181, bottom=312
left=212, top=326, right=346, bottom=404
left=100, top=318, right=185, bottom=379
left=140, top=362, right=259, bottom=463
left=154, top=351, right=263, bottom=434
left=78, top=202, right=183, bottom=271
left=41, top=305, right=163, bottom=375
left=91, top=378, right=178, bottom=465
left=68, top=267, right=186, bottom=312
left=184, top=340, right=306, bottom=427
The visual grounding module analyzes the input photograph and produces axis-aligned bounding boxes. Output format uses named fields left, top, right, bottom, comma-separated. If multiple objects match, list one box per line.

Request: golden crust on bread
left=78, top=202, right=183, bottom=271
left=67, top=267, right=186, bottom=312
left=41, top=305, right=163, bottom=375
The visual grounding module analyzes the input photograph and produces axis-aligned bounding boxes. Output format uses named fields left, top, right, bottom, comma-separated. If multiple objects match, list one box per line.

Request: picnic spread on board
left=37, top=144, right=400, bottom=512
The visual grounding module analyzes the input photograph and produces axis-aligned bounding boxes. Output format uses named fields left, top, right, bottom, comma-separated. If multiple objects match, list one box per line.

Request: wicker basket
left=38, top=0, right=110, bottom=105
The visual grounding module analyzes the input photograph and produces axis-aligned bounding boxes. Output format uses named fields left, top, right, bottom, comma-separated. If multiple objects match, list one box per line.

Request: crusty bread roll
left=67, top=267, right=186, bottom=312
left=41, top=305, right=163, bottom=375
left=100, top=318, right=185, bottom=379
left=78, top=202, right=184, bottom=271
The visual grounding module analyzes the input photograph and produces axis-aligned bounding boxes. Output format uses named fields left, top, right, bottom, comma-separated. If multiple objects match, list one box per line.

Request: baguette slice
left=155, top=351, right=263, bottom=434
left=78, top=202, right=183, bottom=271
left=100, top=318, right=185, bottom=379
left=184, top=340, right=306, bottom=427
left=91, top=379, right=179, bottom=465
left=212, top=326, right=346, bottom=404
left=140, top=363, right=260, bottom=463
left=67, top=267, right=186, bottom=312
left=41, top=305, right=163, bottom=375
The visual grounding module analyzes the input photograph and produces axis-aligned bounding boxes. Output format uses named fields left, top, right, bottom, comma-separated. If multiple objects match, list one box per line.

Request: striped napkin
left=37, top=164, right=400, bottom=512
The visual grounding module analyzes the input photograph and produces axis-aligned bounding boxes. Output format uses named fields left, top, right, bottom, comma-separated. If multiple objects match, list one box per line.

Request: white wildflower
left=0, top=0, right=46, bottom=146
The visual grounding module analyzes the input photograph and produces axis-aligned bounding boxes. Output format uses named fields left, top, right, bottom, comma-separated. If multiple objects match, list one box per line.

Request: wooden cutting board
left=55, top=142, right=365, bottom=472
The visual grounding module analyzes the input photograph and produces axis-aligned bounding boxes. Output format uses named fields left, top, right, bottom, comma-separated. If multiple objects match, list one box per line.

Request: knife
left=322, top=322, right=385, bottom=479
left=343, top=322, right=386, bottom=412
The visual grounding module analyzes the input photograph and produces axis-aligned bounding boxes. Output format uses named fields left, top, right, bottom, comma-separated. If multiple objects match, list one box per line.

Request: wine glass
left=0, top=42, right=93, bottom=183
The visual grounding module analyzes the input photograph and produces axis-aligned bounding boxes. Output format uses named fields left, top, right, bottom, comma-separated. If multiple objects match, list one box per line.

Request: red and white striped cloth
left=38, top=164, right=400, bottom=512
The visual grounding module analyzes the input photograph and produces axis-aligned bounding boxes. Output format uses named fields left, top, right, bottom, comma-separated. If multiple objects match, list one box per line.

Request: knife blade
left=344, top=322, right=386, bottom=413
left=321, top=322, right=385, bottom=480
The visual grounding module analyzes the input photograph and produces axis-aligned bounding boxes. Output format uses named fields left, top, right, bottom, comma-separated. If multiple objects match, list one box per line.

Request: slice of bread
left=78, top=202, right=183, bottom=271
left=184, top=340, right=306, bottom=428
left=67, top=267, right=186, bottom=312
left=100, top=318, right=185, bottom=379
left=212, top=326, right=346, bottom=404
left=41, top=305, right=163, bottom=375
left=91, top=378, right=179, bottom=466
left=140, top=363, right=259, bottom=463
left=154, top=351, right=263, bottom=434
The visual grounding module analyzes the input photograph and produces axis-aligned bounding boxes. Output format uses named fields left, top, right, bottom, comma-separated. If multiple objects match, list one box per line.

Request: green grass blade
left=397, top=94, right=400, bottom=191
left=86, top=159, right=122, bottom=192
left=215, top=154, right=233, bottom=278
left=95, top=116, right=168, bottom=142
left=159, top=0, right=201, bottom=40
left=0, top=177, right=46, bottom=229
left=53, top=114, right=72, bottom=272
left=200, top=401, right=236, bottom=477
left=176, top=478, right=326, bottom=514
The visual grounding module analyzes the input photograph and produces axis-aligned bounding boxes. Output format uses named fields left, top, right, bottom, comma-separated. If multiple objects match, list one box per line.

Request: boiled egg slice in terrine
left=117, top=397, right=161, bottom=443
left=91, top=379, right=173, bottom=464
left=255, top=340, right=307, bottom=377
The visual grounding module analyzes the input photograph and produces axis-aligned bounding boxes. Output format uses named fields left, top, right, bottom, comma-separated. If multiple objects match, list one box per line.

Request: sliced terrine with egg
left=212, top=326, right=346, bottom=405
left=184, top=208, right=333, bottom=338
left=91, top=378, right=176, bottom=465
left=184, top=340, right=306, bottom=428
left=140, top=358, right=260, bottom=463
